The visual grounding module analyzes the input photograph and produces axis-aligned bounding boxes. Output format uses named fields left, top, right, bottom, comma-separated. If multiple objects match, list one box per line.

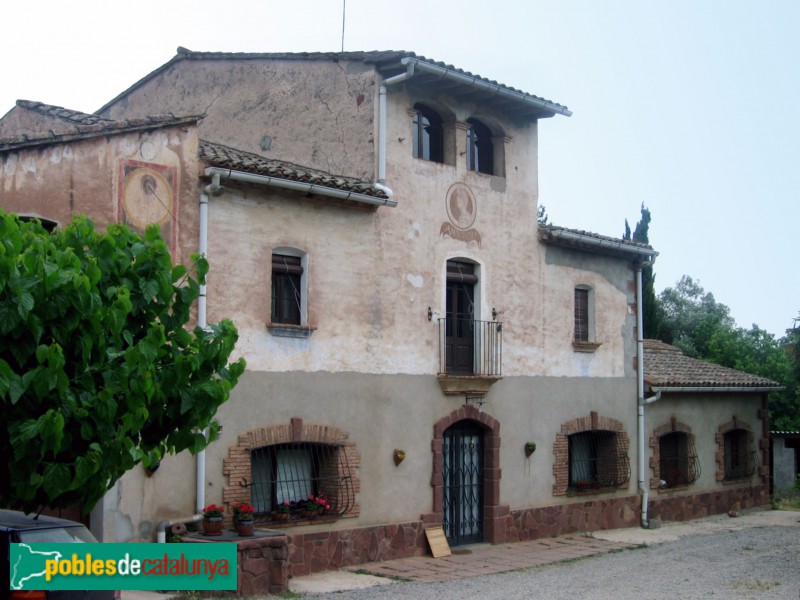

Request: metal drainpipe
left=195, top=178, right=219, bottom=515
left=378, top=62, right=416, bottom=184
left=636, top=258, right=660, bottom=528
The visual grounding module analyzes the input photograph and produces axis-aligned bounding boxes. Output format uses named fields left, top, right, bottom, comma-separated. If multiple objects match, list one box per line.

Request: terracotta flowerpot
left=202, top=516, right=224, bottom=536
left=237, top=519, right=254, bottom=536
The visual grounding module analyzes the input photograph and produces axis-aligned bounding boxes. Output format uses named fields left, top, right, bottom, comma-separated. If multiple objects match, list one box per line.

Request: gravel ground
left=286, top=524, right=800, bottom=600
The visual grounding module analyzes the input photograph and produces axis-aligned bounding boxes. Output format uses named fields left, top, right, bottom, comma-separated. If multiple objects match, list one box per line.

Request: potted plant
left=274, top=501, right=291, bottom=521
left=233, top=502, right=255, bottom=536
left=201, top=504, right=224, bottom=536
left=307, top=494, right=330, bottom=516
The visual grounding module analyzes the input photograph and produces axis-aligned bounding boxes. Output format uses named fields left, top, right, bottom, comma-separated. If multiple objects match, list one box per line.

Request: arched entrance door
left=443, top=420, right=484, bottom=545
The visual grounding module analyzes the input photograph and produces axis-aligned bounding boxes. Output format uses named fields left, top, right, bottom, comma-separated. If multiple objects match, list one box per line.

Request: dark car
left=0, top=509, right=120, bottom=600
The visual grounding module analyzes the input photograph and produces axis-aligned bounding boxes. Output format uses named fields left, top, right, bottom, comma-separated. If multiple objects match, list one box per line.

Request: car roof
left=0, top=509, right=86, bottom=532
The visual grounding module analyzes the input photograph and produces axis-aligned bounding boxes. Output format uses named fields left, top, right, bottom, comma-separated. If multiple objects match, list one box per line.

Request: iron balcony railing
left=438, top=318, right=502, bottom=377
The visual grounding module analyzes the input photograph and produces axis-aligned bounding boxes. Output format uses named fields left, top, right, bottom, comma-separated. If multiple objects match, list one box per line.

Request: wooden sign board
left=425, top=526, right=451, bottom=558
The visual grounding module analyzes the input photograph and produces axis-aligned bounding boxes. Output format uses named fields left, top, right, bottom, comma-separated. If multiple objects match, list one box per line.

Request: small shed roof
left=644, top=339, right=781, bottom=390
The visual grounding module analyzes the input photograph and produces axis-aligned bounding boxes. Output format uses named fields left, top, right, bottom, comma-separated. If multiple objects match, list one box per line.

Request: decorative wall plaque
left=441, top=182, right=481, bottom=246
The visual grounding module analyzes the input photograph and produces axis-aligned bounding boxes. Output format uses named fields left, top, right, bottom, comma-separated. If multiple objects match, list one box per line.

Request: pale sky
left=3, top=0, right=798, bottom=337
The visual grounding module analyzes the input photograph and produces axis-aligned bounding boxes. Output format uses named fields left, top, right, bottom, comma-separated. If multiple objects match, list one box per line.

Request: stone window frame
left=553, top=411, right=630, bottom=496
left=223, top=417, right=360, bottom=524
left=649, top=417, right=700, bottom=490
left=268, top=247, right=315, bottom=338
left=573, top=284, right=601, bottom=353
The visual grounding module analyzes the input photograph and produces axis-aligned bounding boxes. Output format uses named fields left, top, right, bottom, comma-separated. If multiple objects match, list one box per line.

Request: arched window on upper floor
left=466, top=118, right=494, bottom=175
left=412, top=103, right=444, bottom=163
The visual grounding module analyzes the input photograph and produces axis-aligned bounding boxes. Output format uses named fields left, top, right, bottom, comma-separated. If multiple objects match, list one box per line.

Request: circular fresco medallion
left=445, top=182, right=477, bottom=230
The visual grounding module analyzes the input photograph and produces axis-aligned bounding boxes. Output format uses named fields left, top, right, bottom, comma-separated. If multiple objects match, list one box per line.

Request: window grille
left=659, top=431, right=700, bottom=487
left=245, top=442, right=355, bottom=523
left=568, top=430, right=630, bottom=491
left=574, top=288, right=589, bottom=342
left=724, top=429, right=758, bottom=479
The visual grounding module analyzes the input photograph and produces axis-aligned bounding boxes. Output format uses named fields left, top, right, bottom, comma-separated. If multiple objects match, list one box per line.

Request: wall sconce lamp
left=393, top=449, right=406, bottom=466
left=524, top=442, right=537, bottom=457
left=427, top=307, right=433, bottom=321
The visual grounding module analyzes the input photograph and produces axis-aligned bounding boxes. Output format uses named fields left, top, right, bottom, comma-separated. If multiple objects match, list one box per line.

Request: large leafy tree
left=657, top=276, right=799, bottom=430
left=0, top=212, right=246, bottom=513
left=624, top=204, right=659, bottom=338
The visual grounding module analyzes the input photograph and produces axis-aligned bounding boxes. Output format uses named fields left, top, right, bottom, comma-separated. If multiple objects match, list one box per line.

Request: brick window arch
left=553, top=411, right=630, bottom=495
left=223, top=417, right=360, bottom=523
left=649, top=417, right=700, bottom=489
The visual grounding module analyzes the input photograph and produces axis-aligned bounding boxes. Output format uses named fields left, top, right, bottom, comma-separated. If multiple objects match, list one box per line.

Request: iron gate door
left=443, top=421, right=484, bottom=545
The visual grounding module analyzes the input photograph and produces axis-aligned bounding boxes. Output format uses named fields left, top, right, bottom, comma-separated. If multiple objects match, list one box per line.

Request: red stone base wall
left=648, top=485, right=769, bottom=522
left=507, top=495, right=641, bottom=541
left=205, top=486, right=769, bottom=589
left=286, top=521, right=429, bottom=577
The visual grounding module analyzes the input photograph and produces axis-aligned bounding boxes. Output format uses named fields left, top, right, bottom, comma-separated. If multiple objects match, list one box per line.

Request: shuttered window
left=271, top=254, right=302, bottom=325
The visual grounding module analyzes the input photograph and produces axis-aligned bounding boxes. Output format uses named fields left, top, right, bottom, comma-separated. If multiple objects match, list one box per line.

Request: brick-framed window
left=223, top=418, right=360, bottom=525
left=553, top=411, right=630, bottom=495
left=649, top=418, right=700, bottom=489
left=716, top=417, right=758, bottom=482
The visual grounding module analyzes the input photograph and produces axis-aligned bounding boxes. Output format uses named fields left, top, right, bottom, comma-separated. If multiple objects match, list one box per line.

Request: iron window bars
left=659, top=431, right=701, bottom=488
left=724, top=429, right=758, bottom=480
left=568, top=430, right=630, bottom=491
left=245, top=442, right=355, bottom=523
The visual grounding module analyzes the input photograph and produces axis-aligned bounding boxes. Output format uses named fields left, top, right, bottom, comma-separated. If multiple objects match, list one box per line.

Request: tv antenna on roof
left=341, top=0, right=346, bottom=52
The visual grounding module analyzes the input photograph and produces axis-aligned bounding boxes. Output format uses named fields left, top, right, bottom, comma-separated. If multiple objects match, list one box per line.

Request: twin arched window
left=411, top=105, right=498, bottom=176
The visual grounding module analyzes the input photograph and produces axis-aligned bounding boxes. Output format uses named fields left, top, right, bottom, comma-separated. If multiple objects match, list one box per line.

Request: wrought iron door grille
left=568, top=430, right=630, bottom=491
left=659, top=432, right=701, bottom=487
left=244, top=442, right=354, bottom=523
left=443, top=423, right=484, bottom=546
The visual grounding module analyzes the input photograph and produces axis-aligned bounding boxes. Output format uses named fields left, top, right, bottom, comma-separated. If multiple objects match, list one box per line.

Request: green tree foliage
left=623, top=204, right=659, bottom=338
left=537, top=204, right=550, bottom=226
left=658, top=276, right=799, bottom=430
left=658, top=275, right=735, bottom=358
left=0, top=212, right=246, bottom=513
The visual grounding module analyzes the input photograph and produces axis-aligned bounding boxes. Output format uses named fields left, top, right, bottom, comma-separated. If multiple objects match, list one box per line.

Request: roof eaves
left=539, top=225, right=657, bottom=260
left=0, top=114, right=202, bottom=153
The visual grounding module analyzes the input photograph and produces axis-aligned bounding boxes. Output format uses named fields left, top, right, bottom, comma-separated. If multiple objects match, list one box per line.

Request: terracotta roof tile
left=16, top=100, right=116, bottom=126
left=644, top=339, right=780, bottom=389
left=0, top=108, right=203, bottom=152
left=98, top=48, right=569, bottom=118
left=538, top=225, right=657, bottom=258
left=199, top=140, right=388, bottom=199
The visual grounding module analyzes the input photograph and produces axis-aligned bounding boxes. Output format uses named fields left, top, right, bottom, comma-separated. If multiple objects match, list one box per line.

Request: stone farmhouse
left=0, top=49, right=781, bottom=587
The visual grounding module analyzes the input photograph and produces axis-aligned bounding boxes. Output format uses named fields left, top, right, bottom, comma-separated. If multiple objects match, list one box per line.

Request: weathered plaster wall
left=0, top=125, right=200, bottom=265
left=101, top=58, right=378, bottom=180
left=645, top=393, right=766, bottom=498
left=182, top=370, right=638, bottom=533
left=202, top=83, right=636, bottom=379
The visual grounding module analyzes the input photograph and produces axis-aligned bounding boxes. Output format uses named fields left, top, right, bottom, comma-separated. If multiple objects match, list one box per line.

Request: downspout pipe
left=204, top=167, right=396, bottom=207
left=636, top=258, right=659, bottom=528
left=378, top=61, right=416, bottom=185
left=159, top=185, right=215, bottom=544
